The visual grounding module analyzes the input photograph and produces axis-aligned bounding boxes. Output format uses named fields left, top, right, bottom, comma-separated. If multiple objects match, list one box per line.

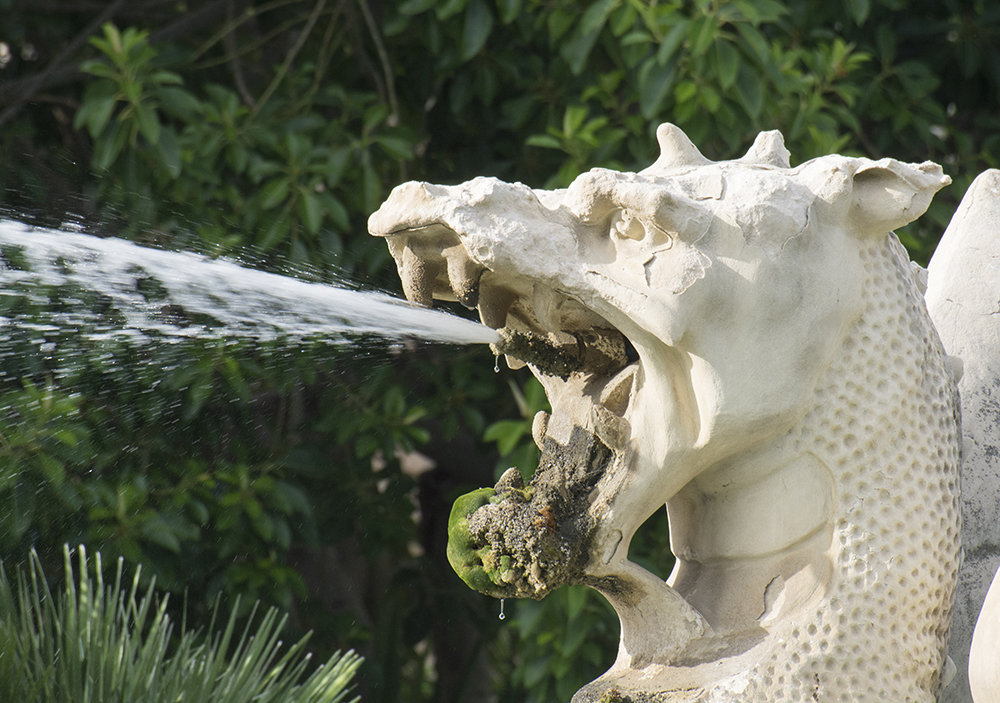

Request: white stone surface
left=370, top=125, right=962, bottom=701
left=926, top=169, right=1000, bottom=703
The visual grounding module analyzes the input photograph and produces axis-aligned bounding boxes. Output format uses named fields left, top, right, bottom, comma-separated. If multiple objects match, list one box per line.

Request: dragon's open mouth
left=382, top=225, right=639, bottom=382
left=377, top=224, right=646, bottom=599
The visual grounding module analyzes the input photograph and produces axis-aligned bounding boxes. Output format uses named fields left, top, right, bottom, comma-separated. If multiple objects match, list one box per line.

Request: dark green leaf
left=848, top=0, right=871, bottom=24
left=689, top=14, right=717, bottom=56
left=496, top=0, right=520, bottom=23
left=735, top=62, right=764, bottom=118
left=299, top=191, right=323, bottom=234
left=565, top=584, right=588, bottom=620
left=732, top=0, right=760, bottom=24
left=93, top=121, right=129, bottom=170
left=319, top=193, right=350, bottom=230
left=714, top=38, right=740, bottom=89
left=133, top=102, right=161, bottom=144
left=656, top=20, right=688, bottom=65
left=735, top=0, right=787, bottom=23
left=639, top=58, right=676, bottom=119
left=362, top=161, right=382, bottom=214
left=377, top=134, right=414, bottom=159
left=580, top=0, right=619, bottom=36
left=525, top=134, right=562, bottom=149
left=436, top=0, right=467, bottom=21
left=522, top=654, right=553, bottom=688
left=149, top=70, right=183, bottom=85
left=257, top=211, right=291, bottom=251
left=560, top=24, right=603, bottom=76
left=157, top=126, right=182, bottom=178
left=75, top=96, right=117, bottom=138
left=260, top=178, right=291, bottom=209
left=155, top=86, right=202, bottom=119
left=734, top=22, right=771, bottom=67
left=399, top=0, right=437, bottom=14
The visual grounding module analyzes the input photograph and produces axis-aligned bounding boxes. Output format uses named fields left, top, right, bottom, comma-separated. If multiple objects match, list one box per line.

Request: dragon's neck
left=665, top=235, right=961, bottom=644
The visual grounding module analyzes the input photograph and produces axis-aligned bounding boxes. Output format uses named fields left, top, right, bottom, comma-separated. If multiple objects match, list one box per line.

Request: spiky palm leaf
left=0, top=546, right=361, bottom=703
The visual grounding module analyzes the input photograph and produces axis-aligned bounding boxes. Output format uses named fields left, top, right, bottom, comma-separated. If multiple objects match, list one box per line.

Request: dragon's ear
left=849, top=159, right=950, bottom=237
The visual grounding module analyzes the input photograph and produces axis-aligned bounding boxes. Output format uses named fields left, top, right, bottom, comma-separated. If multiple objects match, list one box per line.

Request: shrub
left=0, top=545, right=362, bottom=703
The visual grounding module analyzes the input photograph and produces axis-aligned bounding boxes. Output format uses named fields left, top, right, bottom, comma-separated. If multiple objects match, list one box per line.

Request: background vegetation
left=0, top=1, right=998, bottom=701
left=0, top=546, right=362, bottom=703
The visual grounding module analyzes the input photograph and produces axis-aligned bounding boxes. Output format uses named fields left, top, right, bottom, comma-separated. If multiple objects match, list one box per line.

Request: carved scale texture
left=731, top=235, right=961, bottom=702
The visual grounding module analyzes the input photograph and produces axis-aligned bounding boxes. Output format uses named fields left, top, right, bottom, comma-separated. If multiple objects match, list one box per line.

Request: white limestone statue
left=369, top=124, right=966, bottom=701
left=926, top=169, right=1000, bottom=703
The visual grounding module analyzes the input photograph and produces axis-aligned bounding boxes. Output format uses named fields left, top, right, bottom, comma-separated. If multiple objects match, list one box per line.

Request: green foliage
left=483, top=377, right=548, bottom=481
left=75, top=24, right=183, bottom=171
left=0, top=545, right=362, bottom=703
left=505, top=586, right=618, bottom=703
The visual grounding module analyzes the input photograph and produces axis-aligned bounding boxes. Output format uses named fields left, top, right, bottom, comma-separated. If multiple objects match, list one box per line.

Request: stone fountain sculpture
left=369, top=124, right=1000, bottom=702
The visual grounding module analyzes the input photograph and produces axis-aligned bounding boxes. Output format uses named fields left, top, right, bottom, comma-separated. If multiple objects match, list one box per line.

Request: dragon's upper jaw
left=368, top=178, right=648, bottom=380
left=371, top=216, right=644, bottom=414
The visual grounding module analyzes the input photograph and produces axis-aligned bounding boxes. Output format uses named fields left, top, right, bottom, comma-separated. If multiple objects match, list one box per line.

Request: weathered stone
left=371, top=124, right=965, bottom=701
left=926, top=168, right=1000, bottom=703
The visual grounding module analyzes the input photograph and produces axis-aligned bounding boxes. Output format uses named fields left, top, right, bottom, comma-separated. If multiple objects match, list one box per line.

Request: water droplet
left=499, top=598, right=505, bottom=620
left=494, top=355, right=500, bottom=373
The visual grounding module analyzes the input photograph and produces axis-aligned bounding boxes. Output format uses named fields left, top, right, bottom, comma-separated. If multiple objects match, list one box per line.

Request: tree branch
left=357, top=0, right=398, bottom=125
left=28, top=0, right=176, bottom=11
left=225, top=0, right=257, bottom=108
left=190, top=0, right=305, bottom=61
left=305, top=0, right=348, bottom=104
left=251, top=0, right=328, bottom=118
left=0, top=0, right=128, bottom=127
left=0, top=0, right=239, bottom=121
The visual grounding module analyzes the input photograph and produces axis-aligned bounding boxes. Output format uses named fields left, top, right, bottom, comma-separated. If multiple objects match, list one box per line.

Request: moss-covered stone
left=490, top=328, right=581, bottom=379
left=446, top=487, right=510, bottom=597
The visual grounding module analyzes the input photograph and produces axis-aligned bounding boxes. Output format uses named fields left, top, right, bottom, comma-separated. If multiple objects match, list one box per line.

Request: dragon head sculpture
left=369, top=124, right=960, bottom=701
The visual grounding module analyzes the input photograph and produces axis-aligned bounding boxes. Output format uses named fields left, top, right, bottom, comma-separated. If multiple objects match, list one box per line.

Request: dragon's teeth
left=444, top=245, right=483, bottom=308
left=478, top=278, right=516, bottom=329
left=401, top=245, right=439, bottom=307
left=532, top=410, right=550, bottom=450
left=532, top=283, right=562, bottom=332
left=591, top=405, right=631, bottom=451
left=599, top=364, right=638, bottom=416
left=505, top=355, right=527, bottom=370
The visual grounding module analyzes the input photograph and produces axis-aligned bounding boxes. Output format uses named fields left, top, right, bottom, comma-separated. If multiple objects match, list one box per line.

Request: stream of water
left=0, top=219, right=498, bottom=346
